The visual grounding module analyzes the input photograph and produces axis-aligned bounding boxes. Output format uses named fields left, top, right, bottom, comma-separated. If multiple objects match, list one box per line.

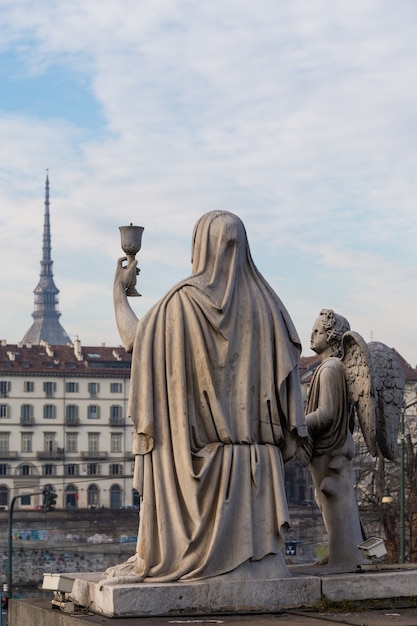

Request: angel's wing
left=341, top=331, right=377, bottom=456
left=368, top=342, right=404, bottom=461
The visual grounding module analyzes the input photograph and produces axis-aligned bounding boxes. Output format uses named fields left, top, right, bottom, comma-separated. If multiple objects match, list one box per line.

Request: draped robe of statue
left=126, top=210, right=306, bottom=582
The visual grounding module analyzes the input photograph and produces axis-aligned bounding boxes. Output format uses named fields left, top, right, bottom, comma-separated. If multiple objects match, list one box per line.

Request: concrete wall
left=0, top=509, right=139, bottom=587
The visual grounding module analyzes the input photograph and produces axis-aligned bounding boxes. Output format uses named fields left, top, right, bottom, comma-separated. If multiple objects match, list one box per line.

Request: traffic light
left=47, top=491, right=57, bottom=511
left=2, top=594, right=8, bottom=612
left=42, top=488, right=57, bottom=512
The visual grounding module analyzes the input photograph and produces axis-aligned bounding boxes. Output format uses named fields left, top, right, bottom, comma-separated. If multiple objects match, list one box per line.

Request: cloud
left=0, top=1, right=416, bottom=364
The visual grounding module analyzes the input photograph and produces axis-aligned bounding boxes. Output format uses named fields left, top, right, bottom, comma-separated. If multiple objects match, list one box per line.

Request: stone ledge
left=9, top=568, right=417, bottom=623
left=320, top=569, right=417, bottom=601
left=28, top=566, right=417, bottom=619
left=68, top=571, right=321, bottom=617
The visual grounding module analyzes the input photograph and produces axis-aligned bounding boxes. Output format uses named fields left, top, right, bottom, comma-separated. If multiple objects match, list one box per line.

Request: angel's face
left=310, top=318, right=329, bottom=355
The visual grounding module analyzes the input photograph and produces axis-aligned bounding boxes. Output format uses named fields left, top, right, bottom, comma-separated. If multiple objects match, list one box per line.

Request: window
left=110, top=464, right=122, bottom=475
left=87, top=484, right=100, bottom=508
left=110, top=382, right=122, bottom=394
left=65, top=484, right=78, bottom=509
left=110, top=404, right=123, bottom=424
left=21, top=433, right=32, bottom=453
left=0, top=381, right=10, bottom=397
left=43, top=464, right=55, bottom=476
left=21, top=465, right=31, bottom=476
left=20, top=404, right=34, bottom=424
left=66, top=433, right=78, bottom=453
left=88, top=382, right=100, bottom=397
left=0, top=434, right=9, bottom=453
left=88, top=433, right=99, bottom=452
left=21, top=494, right=31, bottom=505
left=44, top=433, right=56, bottom=453
left=87, top=463, right=100, bottom=475
left=87, top=405, right=100, bottom=420
left=66, top=405, right=79, bottom=424
left=0, top=486, right=8, bottom=507
left=43, top=404, right=56, bottom=419
left=43, top=382, right=56, bottom=397
left=0, top=464, right=9, bottom=476
left=0, top=404, right=9, bottom=418
left=66, top=382, right=79, bottom=393
left=24, top=381, right=34, bottom=392
left=110, top=484, right=122, bottom=508
left=65, top=464, right=79, bottom=476
left=111, top=434, right=122, bottom=453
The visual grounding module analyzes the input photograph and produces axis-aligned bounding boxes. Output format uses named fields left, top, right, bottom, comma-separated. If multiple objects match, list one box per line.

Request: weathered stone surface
left=11, top=568, right=417, bottom=623
left=297, top=309, right=404, bottom=570
left=68, top=571, right=321, bottom=617
left=321, top=569, right=417, bottom=601
left=112, top=211, right=307, bottom=584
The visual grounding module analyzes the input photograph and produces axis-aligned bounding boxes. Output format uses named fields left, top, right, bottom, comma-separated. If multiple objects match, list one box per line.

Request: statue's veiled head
left=190, top=210, right=249, bottom=276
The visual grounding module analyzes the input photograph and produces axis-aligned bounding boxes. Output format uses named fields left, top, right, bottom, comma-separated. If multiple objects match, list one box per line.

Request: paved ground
left=86, top=609, right=417, bottom=626
left=9, top=601, right=417, bottom=626
left=66, top=608, right=417, bottom=625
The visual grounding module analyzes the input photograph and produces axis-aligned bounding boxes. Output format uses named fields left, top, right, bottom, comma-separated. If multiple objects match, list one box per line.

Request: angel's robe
left=127, top=210, right=307, bottom=582
left=305, top=357, right=355, bottom=459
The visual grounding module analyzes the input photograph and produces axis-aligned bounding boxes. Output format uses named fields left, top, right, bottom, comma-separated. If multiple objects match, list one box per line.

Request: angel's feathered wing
left=341, top=331, right=377, bottom=456
left=368, top=341, right=404, bottom=461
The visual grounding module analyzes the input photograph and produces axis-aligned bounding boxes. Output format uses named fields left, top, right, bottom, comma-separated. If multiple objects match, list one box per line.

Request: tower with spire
left=21, top=174, right=71, bottom=345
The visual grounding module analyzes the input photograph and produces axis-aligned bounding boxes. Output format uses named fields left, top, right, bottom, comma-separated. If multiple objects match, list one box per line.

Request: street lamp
left=381, top=487, right=393, bottom=504
left=399, top=396, right=417, bottom=563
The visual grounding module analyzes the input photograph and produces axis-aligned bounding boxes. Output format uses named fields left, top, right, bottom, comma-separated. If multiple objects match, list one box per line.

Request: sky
left=0, top=1, right=416, bottom=365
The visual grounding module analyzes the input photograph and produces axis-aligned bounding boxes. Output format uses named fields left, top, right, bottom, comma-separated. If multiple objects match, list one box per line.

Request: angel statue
left=297, top=309, right=404, bottom=570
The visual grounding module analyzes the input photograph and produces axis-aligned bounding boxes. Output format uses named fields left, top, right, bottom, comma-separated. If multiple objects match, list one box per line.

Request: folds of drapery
left=127, top=211, right=306, bottom=581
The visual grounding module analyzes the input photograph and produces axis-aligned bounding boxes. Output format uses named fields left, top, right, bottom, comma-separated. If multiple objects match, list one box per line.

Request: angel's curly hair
left=319, top=309, right=350, bottom=357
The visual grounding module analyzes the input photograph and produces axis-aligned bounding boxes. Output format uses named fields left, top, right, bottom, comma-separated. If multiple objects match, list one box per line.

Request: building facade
left=0, top=340, right=134, bottom=510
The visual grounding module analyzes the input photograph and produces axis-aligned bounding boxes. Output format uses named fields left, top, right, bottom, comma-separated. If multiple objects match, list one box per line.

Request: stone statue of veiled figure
left=109, top=210, right=307, bottom=583
left=298, top=309, right=404, bottom=570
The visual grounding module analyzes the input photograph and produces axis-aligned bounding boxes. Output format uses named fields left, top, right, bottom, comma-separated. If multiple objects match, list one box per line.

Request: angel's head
left=311, top=309, right=350, bottom=358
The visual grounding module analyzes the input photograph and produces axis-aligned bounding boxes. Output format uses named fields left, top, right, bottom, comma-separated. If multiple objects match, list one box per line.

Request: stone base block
left=68, top=571, right=321, bottom=617
left=321, top=569, right=417, bottom=602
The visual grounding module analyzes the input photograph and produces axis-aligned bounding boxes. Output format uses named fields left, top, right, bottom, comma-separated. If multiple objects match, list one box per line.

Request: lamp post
left=399, top=396, right=417, bottom=563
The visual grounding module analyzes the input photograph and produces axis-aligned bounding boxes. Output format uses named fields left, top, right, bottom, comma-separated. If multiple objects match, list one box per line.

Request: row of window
left=0, top=432, right=125, bottom=453
left=0, top=404, right=124, bottom=421
left=0, top=483, right=136, bottom=509
left=0, top=380, right=124, bottom=397
left=0, top=463, right=126, bottom=477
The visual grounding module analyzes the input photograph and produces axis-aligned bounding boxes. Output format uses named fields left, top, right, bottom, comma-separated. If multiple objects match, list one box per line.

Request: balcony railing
left=109, top=416, right=124, bottom=426
left=37, top=449, right=65, bottom=460
left=81, top=451, right=108, bottom=460
left=0, top=451, right=18, bottom=460
left=65, top=416, right=80, bottom=426
left=20, top=416, right=35, bottom=426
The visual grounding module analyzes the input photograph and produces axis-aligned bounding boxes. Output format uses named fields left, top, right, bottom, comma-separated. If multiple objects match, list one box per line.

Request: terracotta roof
left=391, top=349, right=417, bottom=382
left=0, top=342, right=131, bottom=377
left=299, top=355, right=320, bottom=384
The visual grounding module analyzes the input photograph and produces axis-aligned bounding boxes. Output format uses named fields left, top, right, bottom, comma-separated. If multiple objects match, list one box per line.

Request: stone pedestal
left=68, top=571, right=321, bottom=618
left=9, top=567, right=417, bottom=624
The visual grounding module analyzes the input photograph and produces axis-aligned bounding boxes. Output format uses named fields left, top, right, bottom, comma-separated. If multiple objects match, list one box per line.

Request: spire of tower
left=42, top=171, right=52, bottom=274
left=21, top=174, right=71, bottom=345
